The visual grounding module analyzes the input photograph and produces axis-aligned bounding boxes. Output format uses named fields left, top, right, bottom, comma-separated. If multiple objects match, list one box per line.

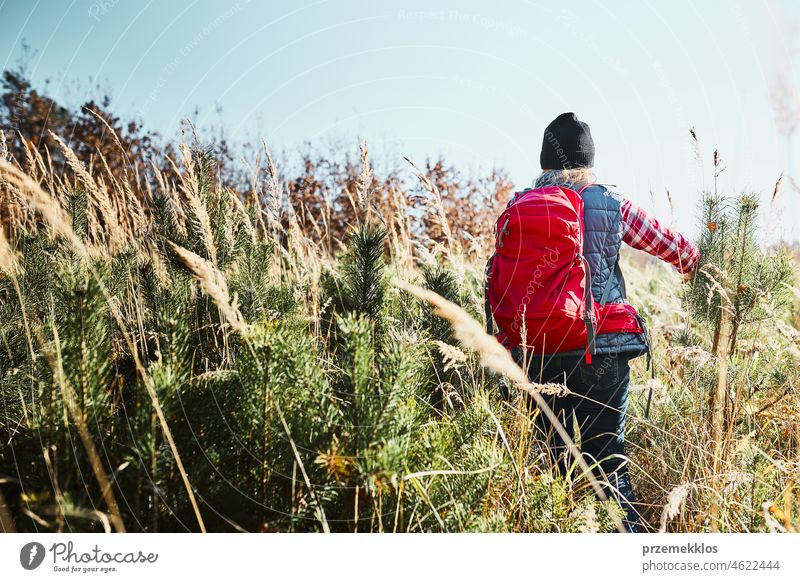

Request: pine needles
left=1, top=125, right=799, bottom=534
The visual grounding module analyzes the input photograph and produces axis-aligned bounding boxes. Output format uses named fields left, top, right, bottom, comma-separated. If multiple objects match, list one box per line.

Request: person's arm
left=620, top=198, right=700, bottom=274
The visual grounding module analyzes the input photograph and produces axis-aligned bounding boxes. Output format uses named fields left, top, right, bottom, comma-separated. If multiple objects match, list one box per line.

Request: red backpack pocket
left=595, top=302, right=643, bottom=334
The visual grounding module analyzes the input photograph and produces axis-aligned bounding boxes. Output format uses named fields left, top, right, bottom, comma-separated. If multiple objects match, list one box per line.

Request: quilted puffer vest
left=580, top=184, right=648, bottom=357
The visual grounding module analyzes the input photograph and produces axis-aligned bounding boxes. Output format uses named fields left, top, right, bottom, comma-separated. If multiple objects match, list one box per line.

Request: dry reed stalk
left=95, top=148, right=124, bottom=197
left=120, top=317, right=209, bottom=531
left=18, top=134, right=42, bottom=182
left=772, top=173, right=784, bottom=204
left=390, top=185, right=414, bottom=270
left=94, top=147, right=146, bottom=242
left=3, top=161, right=207, bottom=532
left=356, top=141, right=374, bottom=224
left=227, top=187, right=256, bottom=243
left=243, top=149, right=262, bottom=206
left=0, top=161, right=76, bottom=244
left=689, top=127, right=704, bottom=189
left=665, top=188, right=675, bottom=225
left=41, top=146, right=60, bottom=204
left=167, top=241, right=246, bottom=333
left=103, top=291, right=208, bottom=533
left=713, top=150, right=726, bottom=181
left=49, top=131, right=124, bottom=250
left=42, top=445, right=67, bottom=532
left=260, top=139, right=281, bottom=235
left=709, top=285, right=734, bottom=531
left=153, top=163, right=189, bottom=239
left=46, top=325, right=127, bottom=533
left=396, top=280, right=626, bottom=533
left=698, top=263, right=733, bottom=355
left=0, top=130, right=8, bottom=162
left=271, top=401, right=332, bottom=533
left=83, top=107, right=134, bottom=175
left=221, top=195, right=236, bottom=255
left=283, top=202, right=326, bottom=290
left=19, top=134, right=44, bottom=182
left=433, top=340, right=467, bottom=371
left=404, top=157, right=455, bottom=255
left=0, top=225, right=16, bottom=273
left=307, top=199, right=330, bottom=248
left=659, top=482, right=691, bottom=532
left=177, top=144, right=218, bottom=264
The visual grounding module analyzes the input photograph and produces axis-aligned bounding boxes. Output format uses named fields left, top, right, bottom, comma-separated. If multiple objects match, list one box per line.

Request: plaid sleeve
left=620, top=198, right=700, bottom=274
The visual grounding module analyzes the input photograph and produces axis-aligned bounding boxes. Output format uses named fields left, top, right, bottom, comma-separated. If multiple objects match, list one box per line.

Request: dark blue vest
left=581, top=184, right=649, bottom=357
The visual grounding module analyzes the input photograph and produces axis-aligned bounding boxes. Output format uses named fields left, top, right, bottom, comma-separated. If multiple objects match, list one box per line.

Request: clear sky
left=1, top=0, right=799, bottom=240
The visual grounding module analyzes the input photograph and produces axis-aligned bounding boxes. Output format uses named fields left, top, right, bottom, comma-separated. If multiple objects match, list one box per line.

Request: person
left=519, top=112, right=699, bottom=532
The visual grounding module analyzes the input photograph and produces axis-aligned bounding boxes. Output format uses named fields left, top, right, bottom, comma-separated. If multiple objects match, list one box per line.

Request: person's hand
left=681, top=270, right=695, bottom=283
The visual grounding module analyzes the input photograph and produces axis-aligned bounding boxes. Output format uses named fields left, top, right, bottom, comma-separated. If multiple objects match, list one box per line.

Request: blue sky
left=1, top=0, right=799, bottom=239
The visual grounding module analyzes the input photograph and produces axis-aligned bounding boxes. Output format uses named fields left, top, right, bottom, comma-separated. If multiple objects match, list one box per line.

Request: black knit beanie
left=539, top=112, right=595, bottom=169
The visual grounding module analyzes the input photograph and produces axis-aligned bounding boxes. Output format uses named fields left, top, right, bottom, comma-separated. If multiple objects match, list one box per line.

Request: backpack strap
left=599, top=257, right=622, bottom=306
left=484, top=254, right=495, bottom=336
left=576, top=183, right=598, bottom=364
left=615, top=260, right=627, bottom=300
left=635, top=313, right=655, bottom=418
left=580, top=254, right=596, bottom=364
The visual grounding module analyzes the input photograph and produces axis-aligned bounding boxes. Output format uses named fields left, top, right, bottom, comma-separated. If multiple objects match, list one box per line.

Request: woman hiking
left=486, top=112, right=699, bottom=532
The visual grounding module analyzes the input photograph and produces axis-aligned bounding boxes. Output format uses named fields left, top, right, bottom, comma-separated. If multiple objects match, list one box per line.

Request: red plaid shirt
left=620, top=198, right=700, bottom=274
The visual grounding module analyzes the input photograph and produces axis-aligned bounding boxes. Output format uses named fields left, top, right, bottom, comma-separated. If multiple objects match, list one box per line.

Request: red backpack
left=484, top=184, right=643, bottom=364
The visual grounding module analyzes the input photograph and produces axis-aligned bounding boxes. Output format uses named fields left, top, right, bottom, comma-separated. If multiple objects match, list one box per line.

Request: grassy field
left=1, top=129, right=799, bottom=533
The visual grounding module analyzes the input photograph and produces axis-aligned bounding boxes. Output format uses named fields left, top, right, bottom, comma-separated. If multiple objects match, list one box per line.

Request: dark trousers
left=518, top=351, right=640, bottom=532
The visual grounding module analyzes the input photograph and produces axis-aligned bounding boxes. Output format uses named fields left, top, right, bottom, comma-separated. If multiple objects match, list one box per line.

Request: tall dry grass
left=0, top=120, right=798, bottom=533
